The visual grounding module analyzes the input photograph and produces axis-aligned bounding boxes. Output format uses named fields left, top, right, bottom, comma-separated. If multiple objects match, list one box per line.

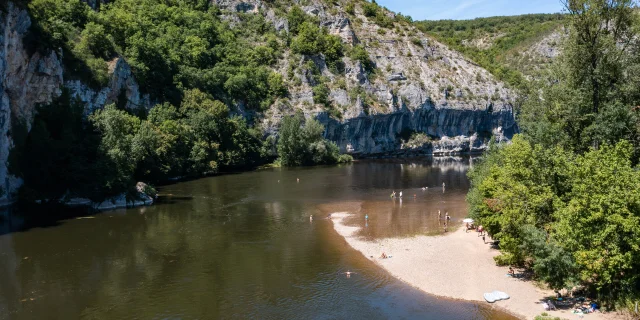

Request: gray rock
left=387, top=72, right=407, bottom=81
left=65, top=57, right=152, bottom=115
left=0, top=3, right=63, bottom=204
left=320, top=107, right=518, bottom=155
left=330, top=89, right=350, bottom=107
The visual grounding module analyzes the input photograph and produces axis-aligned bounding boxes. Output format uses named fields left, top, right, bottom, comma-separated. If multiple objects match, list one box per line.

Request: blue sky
left=375, top=0, right=565, bottom=21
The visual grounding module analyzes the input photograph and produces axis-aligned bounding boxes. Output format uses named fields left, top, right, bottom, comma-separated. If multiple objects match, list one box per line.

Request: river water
left=0, top=158, right=515, bottom=319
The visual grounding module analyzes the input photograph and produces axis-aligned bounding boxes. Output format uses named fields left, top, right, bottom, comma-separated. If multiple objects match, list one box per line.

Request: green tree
left=277, top=113, right=350, bottom=166
left=90, top=104, right=142, bottom=196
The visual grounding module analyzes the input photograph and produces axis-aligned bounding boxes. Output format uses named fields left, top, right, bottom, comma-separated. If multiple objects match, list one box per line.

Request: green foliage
left=361, top=0, right=392, bottom=28
left=9, top=90, right=103, bottom=202
left=277, top=113, right=351, bottom=166
left=90, top=104, right=142, bottom=195
left=518, top=1, right=640, bottom=159
left=469, top=137, right=640, bottom=301
left=345, top=2, right=355, bottom=15
left=416, top=14, right=565, bottom=88
left=349, top=44, right=375, bottom=73
left=287, top=5, right=311, bottom=35
left=291, top=21, right=345, bottom=69
left=77, top=22, right=114, bottom=59
left=468, top=1, right=640, bottom=306
left=312, top=83, right=330, bottom=107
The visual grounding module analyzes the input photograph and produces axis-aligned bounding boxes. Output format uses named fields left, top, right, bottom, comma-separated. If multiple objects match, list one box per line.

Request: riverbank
left=330, top=212, right=627, bottom=320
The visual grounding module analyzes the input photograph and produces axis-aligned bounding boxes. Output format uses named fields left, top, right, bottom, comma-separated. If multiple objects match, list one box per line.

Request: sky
left=375, top=0, right=565, bottom=21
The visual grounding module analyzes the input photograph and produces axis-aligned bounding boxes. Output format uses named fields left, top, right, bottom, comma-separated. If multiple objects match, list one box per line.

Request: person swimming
left=344, top=271, right=356, bottom=278
left=365, top=214, right=369, bottom=220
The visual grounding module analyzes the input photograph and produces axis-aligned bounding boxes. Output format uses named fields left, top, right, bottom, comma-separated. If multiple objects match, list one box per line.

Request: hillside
left=0, top=0, right=517, bottom=205
left=416, top=14, right=567, bottom=87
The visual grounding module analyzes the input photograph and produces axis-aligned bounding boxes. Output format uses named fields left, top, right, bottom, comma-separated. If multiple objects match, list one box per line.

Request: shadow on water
left=0, top=204, right=97, bottom=236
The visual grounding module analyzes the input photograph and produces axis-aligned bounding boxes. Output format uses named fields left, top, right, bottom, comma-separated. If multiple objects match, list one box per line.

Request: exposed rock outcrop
left=1, top=3, right=63, bottom=206
left=319, top=104, right=517, bottom=156
left=0, top=2, right=150, bottom=205
left=65, top=57, right=152, bottom=115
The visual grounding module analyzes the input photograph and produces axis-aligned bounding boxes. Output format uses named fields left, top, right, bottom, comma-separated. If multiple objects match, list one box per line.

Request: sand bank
left=331, top=212, right=625, bottom=320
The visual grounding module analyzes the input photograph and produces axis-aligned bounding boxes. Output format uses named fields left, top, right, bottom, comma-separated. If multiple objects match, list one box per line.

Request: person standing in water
left=442, top=182, right=446, bottom=193
left=438, top=210, right=442, bottom=219
left=399, top=191, right=403, bottom=198
left=310, top=215, right=313, bottom=222
left=297, top=178, right=300, bottom=183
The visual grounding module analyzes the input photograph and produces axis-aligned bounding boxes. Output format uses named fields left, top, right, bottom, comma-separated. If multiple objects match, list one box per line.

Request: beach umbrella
left=462, top=218, right=474, bottom=223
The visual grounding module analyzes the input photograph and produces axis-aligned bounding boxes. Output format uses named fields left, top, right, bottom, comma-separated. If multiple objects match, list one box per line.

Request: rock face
left=243, top=0, right=517, bottom=154
left=319, top=104, right=517, bottom=156
left=0, top=3, right=64, bottom=206
left=65, top=57, right=152, bottom=115
left=1, top=0, right=520, bottom=203
left=0, top=2, right=150, bottom=205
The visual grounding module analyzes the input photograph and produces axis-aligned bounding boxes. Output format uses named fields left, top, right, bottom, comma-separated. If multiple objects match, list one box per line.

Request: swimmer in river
left=344, top=271, right=356, bottom=278
left=310, top=215, right=313, bottom=222
left=297, top=178, right=300, bottom=183
left=365, top=214, right=369, bottom=220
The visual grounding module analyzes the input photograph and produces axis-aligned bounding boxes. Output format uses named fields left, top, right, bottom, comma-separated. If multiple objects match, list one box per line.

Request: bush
left=313, top=83, right=330, bottom=106
left=277, top=113, right=350, bottom=166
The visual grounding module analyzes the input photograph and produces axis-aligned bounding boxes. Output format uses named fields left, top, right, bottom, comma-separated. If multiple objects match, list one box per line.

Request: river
left=0, top=158, right=516, bottom=319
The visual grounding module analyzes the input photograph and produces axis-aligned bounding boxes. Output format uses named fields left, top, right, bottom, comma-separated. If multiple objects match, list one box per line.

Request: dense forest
left=467, top=0, right=640, bottom=310
left=8, top=0, right=358, bottom=203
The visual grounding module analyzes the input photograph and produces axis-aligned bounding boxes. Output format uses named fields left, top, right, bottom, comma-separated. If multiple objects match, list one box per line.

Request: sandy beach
left=331, top=212, right=626, bottom=320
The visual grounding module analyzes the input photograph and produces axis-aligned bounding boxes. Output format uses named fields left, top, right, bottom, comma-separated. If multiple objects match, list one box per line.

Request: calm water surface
left=0, top=158, right=516, bottom=319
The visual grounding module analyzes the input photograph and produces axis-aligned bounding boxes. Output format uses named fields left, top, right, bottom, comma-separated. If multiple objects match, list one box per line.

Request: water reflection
left=0, top=158, right=515, bottom=320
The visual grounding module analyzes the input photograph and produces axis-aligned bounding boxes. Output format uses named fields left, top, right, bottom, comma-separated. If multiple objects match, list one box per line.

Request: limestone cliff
left=0, top=2, right=150, bottom=205
left=1, top=0, right=519, bottom=204
left=242, top=0, right=517, bottom=156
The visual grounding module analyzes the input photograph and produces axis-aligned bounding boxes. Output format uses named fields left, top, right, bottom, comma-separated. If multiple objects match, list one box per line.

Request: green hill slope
left=415, top=13, right=566, bottom=87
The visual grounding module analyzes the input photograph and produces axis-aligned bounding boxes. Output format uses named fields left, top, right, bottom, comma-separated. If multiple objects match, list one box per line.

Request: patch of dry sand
left=331, top=212, right=627, bottom=320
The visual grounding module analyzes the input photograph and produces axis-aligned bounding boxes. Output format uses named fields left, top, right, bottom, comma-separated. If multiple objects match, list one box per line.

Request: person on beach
left=482, top=234, right=486, bottom=244
left=508, top=267, right=515, bottom=277
left=380, top=252, right=388, bottom=259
